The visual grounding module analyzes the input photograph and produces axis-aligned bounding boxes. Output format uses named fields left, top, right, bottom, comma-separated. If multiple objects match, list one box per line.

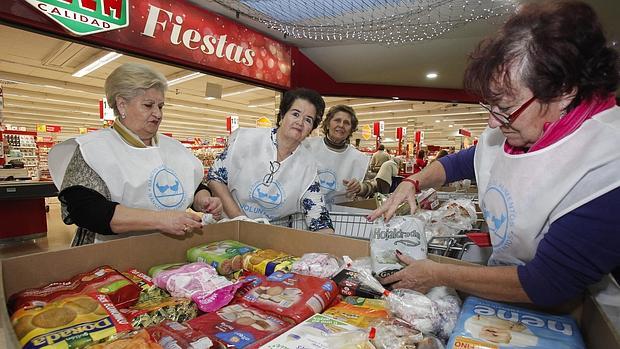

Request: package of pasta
left=148, top=304, right=294, bottom=349
left=242, top=249, right=297, bottom=276
left=187, top=240, right=256, bottom=276
left=147, top=262, right=187, bottom=278
left=8, top=265, right=141, bottom=314
left=122, top=269, right=169, bottom=303
left=235, top=271, right=339, bottom=323
left=11, top=293, right=133, bottom=349
left=120, top=297, right=198, bottom=329
left=323, top=298, right=389, bottom=328
left=88, top=330, right=162, bottom=349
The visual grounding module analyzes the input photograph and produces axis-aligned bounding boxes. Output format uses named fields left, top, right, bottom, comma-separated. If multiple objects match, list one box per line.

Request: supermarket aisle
left=0, top=197, right=74, bottom=259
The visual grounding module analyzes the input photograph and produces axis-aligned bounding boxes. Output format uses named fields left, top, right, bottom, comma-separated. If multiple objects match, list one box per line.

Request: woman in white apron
left=49, top=63, right=222, bottom=245
left=207, top=88, right=334, bottom=233
left=369, top=1, right=620, bottom=309
left=303, top=105, right=370, bottom=208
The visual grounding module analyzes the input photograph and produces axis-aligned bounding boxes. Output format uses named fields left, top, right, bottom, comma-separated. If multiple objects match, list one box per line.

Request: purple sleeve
left=437, top=146, right=477, bottom=184
left=517, top=186, right=620, bottom=307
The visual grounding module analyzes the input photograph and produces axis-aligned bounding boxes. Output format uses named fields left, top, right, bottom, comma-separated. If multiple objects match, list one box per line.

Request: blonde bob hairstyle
left=320, top=104, right=358, bottom=142
left=104, top=62, right=168, bottom=117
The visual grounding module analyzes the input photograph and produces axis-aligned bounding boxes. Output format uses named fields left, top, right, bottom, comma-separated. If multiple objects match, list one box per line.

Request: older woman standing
left=208, top=88, right=334, bottom=233
left=50, top=63, right=222, bottom=245
left=304, top=105, right=369, bottom=207
left=370, top=1, right=620, bottom=307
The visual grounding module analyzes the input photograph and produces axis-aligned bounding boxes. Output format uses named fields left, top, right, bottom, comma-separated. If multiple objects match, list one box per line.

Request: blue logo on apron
left=318, top=170, right=337, bottom=191
left=482, top=186, right=511, bottom=248
left=250, top=181, right=284, bottom=209
left=150, top=167, right=185, bottom=208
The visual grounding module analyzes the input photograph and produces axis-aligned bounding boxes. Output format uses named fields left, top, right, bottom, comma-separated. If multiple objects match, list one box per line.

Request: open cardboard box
left=1, top=221, right=618, bottom=348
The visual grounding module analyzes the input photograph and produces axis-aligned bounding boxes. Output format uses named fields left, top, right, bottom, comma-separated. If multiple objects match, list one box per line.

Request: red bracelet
left=402, top=178, right=421, bottom=193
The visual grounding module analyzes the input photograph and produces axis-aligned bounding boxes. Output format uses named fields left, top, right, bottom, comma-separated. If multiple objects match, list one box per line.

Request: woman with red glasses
left=370, top=1, right=620, bottom=309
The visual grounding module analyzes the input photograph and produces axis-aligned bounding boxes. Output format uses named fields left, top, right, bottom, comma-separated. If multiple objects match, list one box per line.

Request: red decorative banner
left=459, top=128, right=472, bottom=137
left=1, top=1, right=292, bottom=88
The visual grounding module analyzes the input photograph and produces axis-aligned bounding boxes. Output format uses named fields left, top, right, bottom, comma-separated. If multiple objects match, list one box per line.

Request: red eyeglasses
left=479, top=96, right=537, bottom=126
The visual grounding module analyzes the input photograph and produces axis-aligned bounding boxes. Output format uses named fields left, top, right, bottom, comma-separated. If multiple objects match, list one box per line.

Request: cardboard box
left=1, top=221, right=618, bottom=348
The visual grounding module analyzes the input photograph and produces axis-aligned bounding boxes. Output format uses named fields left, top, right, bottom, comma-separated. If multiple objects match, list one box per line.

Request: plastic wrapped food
left=371, top=318, right=424, bottom=349
left=187, top=240, right=257, bottom=276
left=332, top=269, right=384, bottom=299
left=243, top=249, right=297, bottom=276
left=120, top=297, right=197, bottom=328
left=88, top=330, right=162, bottom=349
left=122, top=269, right=169, bottom=303
left=370, top=216, right=427, bottom=278
left=147, top=262, right=187, bottom=278
left=291, top=253, right=343, bottom=278
left=323, top=299, right=389, bottom=328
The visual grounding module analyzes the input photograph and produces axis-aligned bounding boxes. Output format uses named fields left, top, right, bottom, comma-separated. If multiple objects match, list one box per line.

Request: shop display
left=447, top=296, right=585, bottom=349
left=36, top=141, right=54, bottom=181
left=1, top=131, right=38, bottom=178
left=186, top=240, right=256, bottom=276
left=190, top=145, right=225, bottom=173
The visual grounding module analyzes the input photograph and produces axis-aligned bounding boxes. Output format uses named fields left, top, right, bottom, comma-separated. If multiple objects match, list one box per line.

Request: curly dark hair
left=276, top=88, right=325, bottom=130
left=321, top=105, right=359, bottom=141
left=464, top=1, right=619, bottom=112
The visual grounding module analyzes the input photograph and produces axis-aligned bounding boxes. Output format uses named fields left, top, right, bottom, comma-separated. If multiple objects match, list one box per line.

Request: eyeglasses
left=479, top=95, right=537, bottom=126
left=262, top=160, right=281, bottom=185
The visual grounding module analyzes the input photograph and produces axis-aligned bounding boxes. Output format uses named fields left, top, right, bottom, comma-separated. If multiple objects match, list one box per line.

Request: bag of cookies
left=121, top=269, right=169, bottom=303
left=447, top=296, right=585, bottom=349
left=8, top=266, right=141, bottom=314
left=10, top=293, right=133, bottom=349
left=187, top=240, right=256, bottom=276
left=148, top=304, right=294, bottom=349
left=235, top=272, right=339, bottom=323
left=331, top=269, right=384, bottom=299
left=120, top=297, right=197, bottom=329
left=242, top=249, right=297, bottom=276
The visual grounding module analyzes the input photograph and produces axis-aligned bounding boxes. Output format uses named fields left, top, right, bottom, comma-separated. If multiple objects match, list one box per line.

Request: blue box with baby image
left=447, top=296, right=585, bottom=349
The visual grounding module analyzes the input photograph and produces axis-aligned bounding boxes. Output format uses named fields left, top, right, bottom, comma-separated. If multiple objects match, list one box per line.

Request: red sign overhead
left=459, top=128, right=472, bottom=137
left=0, top=1, right=292, bottom=88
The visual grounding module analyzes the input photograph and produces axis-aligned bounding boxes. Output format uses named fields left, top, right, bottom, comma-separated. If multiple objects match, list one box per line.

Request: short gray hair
left=105, top=63, right=167, bottom=117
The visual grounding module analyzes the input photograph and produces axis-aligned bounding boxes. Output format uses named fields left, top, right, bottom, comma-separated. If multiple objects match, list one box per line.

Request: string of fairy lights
left=213, top=0, right=519, bottom=45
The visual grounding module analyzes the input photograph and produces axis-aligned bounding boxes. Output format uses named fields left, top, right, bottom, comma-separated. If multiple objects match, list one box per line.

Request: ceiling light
left=168, top=72, right=205, bottom=86
left=348, top=100, right=403, bottom=107
left=435, top=120, right=440, bottom=123
left=449, top=124, right=454, bottom=128
left=72, top=52, right=122, bottom=77
left=222, top=87, right=262, bottom=98
left=426, top=72, right=438, bottom=79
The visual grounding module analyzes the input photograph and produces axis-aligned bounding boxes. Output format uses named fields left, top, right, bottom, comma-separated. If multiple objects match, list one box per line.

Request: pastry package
left=87, top=330, right=162, bottom=349
left=147, top=262, right=187, bottom=278
left=422, top=198, right=478, bottom=241
left=331, top=269, right=384, bottom=299
left=152, top=262, right=242, bottom=312
left=371, top=317, right=424, bottom=349
left=261, top=313, right=373, bottom=349
left=447, top=296, right=585, bottom=349
left=8, top=265, right=141, bottom=314
left=148, top=304, right=294, bottom=348
left=120, top=297, right=197, bottom=328
left=291, top=253, right=343, bottom=278
left=322, top=298, right=389, bottom=328
left=187, top=240, right=256, bottom=275
left=243, top=249, right=297, bottom=276
left=121, top=269, right=169, bottom=302
left=10, top=293, right=133, bottom=349
left=235, top=272, right=339, bottom=323
left=416, top=188, right=440, bottom=210
left=370, top=216, right=427, bottom=278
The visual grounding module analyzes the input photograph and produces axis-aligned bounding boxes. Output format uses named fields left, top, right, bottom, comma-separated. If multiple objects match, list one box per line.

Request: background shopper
left=208, top=88, right=334, bottom=233
left=49, top=63, right=222, bottom=245
left=370, top=1, right=620, bottom=307
left=369, top=144, right=390, bottom=173
left=413, top=149, right=427, bottom=174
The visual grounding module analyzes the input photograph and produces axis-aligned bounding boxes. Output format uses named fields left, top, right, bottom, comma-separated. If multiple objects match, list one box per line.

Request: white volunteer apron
left=226, top=128, right=318, bottom=221
left=49, top=128, right=203, bottom=241
left=304, top=137, right=370, bottom=206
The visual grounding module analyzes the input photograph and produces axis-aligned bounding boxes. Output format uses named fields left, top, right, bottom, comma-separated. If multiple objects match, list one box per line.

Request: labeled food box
left=243, top=249, right=297, bottom=276
left=187, top=240, right=256, bottom=275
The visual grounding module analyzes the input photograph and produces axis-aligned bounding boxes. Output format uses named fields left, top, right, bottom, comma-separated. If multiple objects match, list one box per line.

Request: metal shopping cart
left=271, top=211, right=375, bottom=240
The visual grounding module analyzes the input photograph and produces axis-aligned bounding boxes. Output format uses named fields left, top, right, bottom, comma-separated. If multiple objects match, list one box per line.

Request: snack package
left=235, top=272, right=339, bottom=323
left=322, top=299, right=389, bottom=328
left=120, top=297, right=197, bottom=328
left=148, top=304, right=294, bottom=348
left=416, top=188, right=440, bottom=210
left=243, top=249, right=297, bottom=276
left=370, top=216, right=427, bottom=278
left=122, top=269, right=169, bottom=303
left=291, top=253, right=343, bottom=278
left=423, top=198, right=478, bottom=241
left=371, top=318, right=424, bottom=349
left=11, top=293, right=133, bottom=349
left=88, top=330, right=162, bottom=349
left=260, top=313, right=370, bottom=349
left=147, top=262, right=187, bottom=278
left=332, top=269, right=383, bottom=299
left=8, top=266, right=141, bottom=314
left=187, top=240, right=257, bottom=275
left=447, top=296, right=585, bottom=349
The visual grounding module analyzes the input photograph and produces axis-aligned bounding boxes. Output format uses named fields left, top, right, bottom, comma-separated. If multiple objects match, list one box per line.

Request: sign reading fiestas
left=24, top=0, right=129, bottom=36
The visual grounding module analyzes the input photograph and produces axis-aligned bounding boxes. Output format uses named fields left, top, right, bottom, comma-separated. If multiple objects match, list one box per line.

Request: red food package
left=147, top=304, right=293, bottom=349
left=234, top=272, right=339, bottom=323
left=8, top=265, right=141, bottom=314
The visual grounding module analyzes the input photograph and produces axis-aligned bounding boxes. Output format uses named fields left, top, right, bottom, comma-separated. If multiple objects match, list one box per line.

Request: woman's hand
left=343, top=178, right=362, bottom=196
left=193, top=189, right=223, bottom=220
left=158, top=210, right=202, bottom=236
left=380, top=252, right=440, bottom=294
left=368, top=180, right=418, bottom=222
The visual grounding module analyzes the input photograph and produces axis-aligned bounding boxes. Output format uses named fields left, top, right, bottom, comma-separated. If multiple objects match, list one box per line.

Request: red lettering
left=80, top=0, right=96, bottom=12
left=102, top=0, right=123, bottom=20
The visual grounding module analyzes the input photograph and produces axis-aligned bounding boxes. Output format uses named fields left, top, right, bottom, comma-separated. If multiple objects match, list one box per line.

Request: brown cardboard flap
left=582, top=295, right=620, bottom=349
left=336, top=199, right=377, bottom=210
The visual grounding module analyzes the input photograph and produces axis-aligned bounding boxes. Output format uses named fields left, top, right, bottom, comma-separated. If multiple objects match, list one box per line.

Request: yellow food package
left=323, top=298, right=389, bottom=328
left=242, top=249, right=297, bottom=276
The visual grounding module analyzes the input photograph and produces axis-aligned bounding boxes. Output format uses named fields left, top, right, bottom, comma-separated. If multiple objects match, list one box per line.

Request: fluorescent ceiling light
left=435, top=120, right=440, bottom=123
left=205, top=97, right=216, bottom=100
left=222, top=87, right=262, bottom=98
left=168, top=72, right=205, bottom=86
left=72, top=52, right=122, bottom=77
left=348, top=100, right=404, bottom=107
left=357, top=108, right=413, bottom=115
left=449, top=124, right=454, bottom=127
left=426, top=72, right=438, bottom=79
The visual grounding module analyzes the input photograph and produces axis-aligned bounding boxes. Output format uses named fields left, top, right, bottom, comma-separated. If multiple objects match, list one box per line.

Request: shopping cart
left=271, top=211, right=375, bottom=240
left=427, top=231, right=492, bottom=264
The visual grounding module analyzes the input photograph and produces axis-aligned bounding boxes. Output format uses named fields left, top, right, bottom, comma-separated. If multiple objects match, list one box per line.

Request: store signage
left=414, top=130, right=424, bottom=143
left=226, top=115, right=239, bottom=133
left=37, top=135, right=54, bottom=142
left=396, top=127, right=407, bottom=139
left=373, top=121, right=384, bottom=137
left=99, top=98, right=115, bottom=120
left=459, top=128, right=472, bottom=137
left=256, top=116, right=272, bottom=128
left=23, top=0, right=129, bottom=36
left=37, top=124, right=62, bottom=133
left=3, top=1, right=292, bottom=88
left=361, top=124, right=372, bottom=140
